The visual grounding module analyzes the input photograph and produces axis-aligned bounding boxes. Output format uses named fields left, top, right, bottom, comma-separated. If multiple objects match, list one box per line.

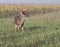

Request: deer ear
left=22, top=7, right=28, bottom=12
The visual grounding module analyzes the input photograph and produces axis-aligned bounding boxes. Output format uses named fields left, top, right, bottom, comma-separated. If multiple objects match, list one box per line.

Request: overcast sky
left=0, top=0, right=60, bottom=4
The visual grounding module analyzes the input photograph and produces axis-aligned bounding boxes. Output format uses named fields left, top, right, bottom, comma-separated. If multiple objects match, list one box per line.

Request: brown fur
left=14, top=16, right=24, bottom=31
left=14, top=9, right=28, bottom=31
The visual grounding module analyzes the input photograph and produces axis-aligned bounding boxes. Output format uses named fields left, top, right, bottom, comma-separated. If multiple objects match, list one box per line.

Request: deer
left=14, top=7, right=30, bottom=31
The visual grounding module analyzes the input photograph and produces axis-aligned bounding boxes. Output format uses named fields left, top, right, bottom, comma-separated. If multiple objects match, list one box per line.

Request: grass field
left=0, top=12, right=60, bottom=47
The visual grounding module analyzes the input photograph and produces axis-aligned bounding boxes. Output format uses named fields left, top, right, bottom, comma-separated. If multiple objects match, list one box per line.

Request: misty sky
left=0, top=0, right=60, bottom=4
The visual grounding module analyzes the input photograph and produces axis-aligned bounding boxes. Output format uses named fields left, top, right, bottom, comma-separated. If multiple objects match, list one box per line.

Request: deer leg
left=17, top=26, right=20, bottom=31
left=15, top=25, right=18, bottom=31
left=21, top=27, right=24, bottom=31
left=21, top=22, right=24, bottom=31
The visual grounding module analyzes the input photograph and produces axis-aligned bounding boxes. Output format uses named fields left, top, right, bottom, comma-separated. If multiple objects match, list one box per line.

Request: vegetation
left=0, top=5, right=60, bottom=17
left=0, top=11, right=60, bottom=47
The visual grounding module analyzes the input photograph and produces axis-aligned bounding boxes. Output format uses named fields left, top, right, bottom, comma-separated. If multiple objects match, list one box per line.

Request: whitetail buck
left=14, top=7, right=29, bottom=31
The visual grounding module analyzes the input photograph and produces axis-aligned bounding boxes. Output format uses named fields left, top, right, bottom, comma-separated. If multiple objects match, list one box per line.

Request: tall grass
left=0, top=11, right=60, bottom=47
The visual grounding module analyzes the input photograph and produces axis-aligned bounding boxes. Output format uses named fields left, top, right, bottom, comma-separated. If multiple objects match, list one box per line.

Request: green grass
left=0, top=12, right=60, bottom=47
